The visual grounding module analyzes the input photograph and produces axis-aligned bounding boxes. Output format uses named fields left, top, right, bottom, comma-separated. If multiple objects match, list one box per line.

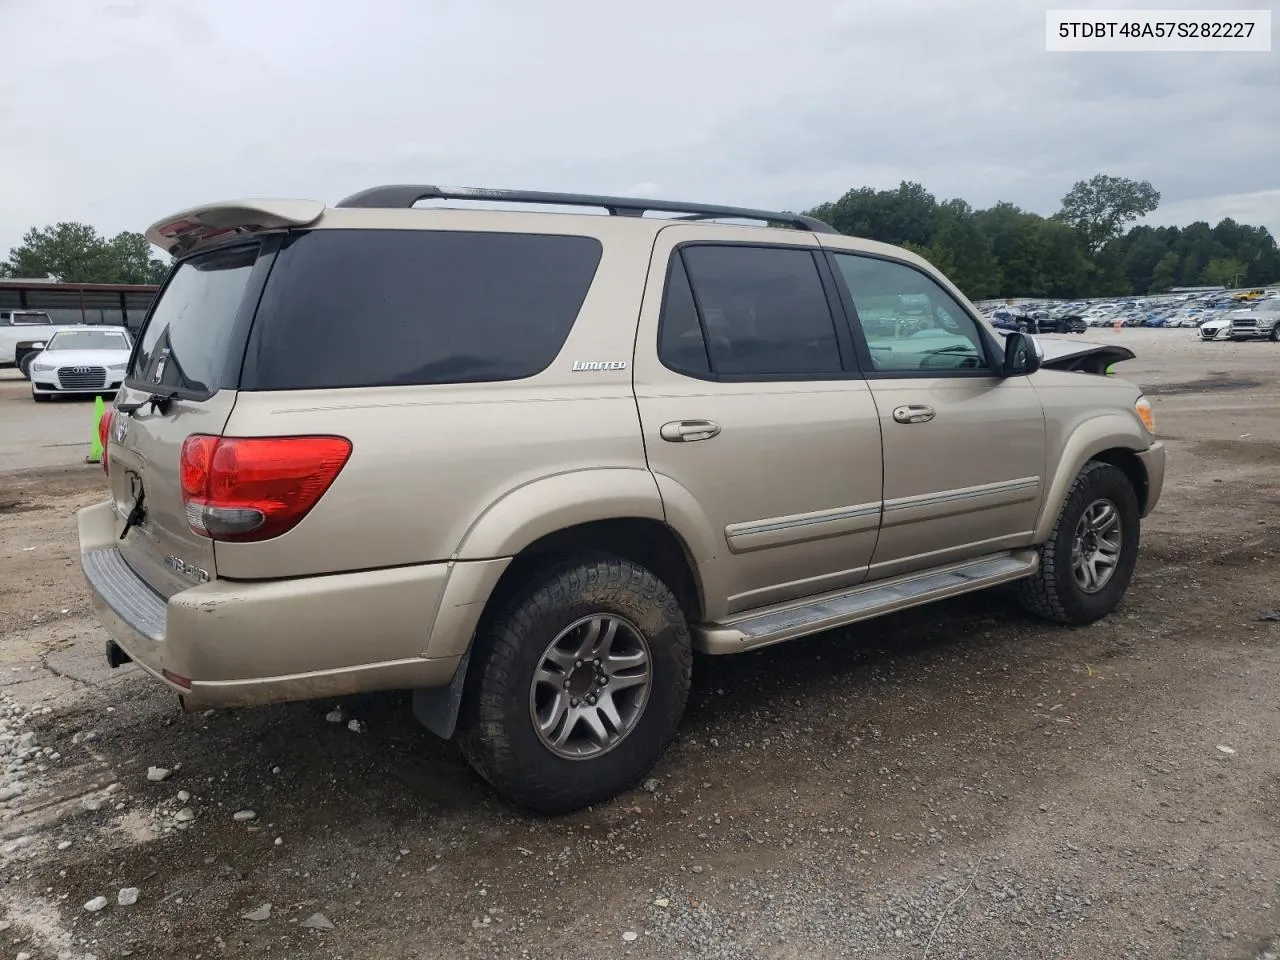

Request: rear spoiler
left=146, top=200, right=326, bottom=256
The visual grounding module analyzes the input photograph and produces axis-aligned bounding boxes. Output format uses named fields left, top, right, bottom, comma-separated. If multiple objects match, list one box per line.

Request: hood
left=1199, top=317, right=1230, bottom=329
left=30, top=348, right=132, bottom=368
left=1037, top=338, right=1136, bottom=374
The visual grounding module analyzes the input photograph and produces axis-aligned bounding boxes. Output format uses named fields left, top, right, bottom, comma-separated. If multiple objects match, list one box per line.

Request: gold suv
left=78, top=186, right=1165, bottom=813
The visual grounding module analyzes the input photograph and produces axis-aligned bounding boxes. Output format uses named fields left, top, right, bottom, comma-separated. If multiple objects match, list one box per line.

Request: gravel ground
left=1, top=330, right=1278, bottom=960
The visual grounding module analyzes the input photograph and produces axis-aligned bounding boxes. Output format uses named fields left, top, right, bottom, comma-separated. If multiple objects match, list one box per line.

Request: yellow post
left=86, top=395, right=105, bottom=464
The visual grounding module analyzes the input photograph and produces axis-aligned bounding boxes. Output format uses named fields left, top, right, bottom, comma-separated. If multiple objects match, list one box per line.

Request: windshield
left=46, top=330, right=131, bottom=351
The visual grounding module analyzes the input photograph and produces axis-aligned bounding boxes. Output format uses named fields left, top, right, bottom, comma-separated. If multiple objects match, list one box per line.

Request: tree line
left=804, top=174, right=1280, bottom=301
left=0, top=222, right=170, bottom=285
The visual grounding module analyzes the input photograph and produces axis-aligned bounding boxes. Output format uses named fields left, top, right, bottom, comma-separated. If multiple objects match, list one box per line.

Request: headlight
left=107, top=362, right=127, bottom=372
left=1135, top=396, right=1155, bottom=434
left=30, top=362, right=53, bottom=373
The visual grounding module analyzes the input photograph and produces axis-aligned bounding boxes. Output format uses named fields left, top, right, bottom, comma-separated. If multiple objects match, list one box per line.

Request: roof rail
left=333, top=184, right=838, bottom=234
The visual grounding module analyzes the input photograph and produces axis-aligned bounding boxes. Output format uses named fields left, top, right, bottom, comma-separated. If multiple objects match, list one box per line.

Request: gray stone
left=300, top=912, right=335, bottom=931
left=242, top=903, right=272, bottom=922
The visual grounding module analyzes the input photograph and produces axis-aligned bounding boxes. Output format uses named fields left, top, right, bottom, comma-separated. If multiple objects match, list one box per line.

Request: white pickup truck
left=0, top=310, right=55, bottom=375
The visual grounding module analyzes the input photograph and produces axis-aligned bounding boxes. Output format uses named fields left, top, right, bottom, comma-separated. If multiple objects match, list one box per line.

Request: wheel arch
left=1034, top=417, right=1152, bottom=542
left=417, top=487, right=709, bottom=742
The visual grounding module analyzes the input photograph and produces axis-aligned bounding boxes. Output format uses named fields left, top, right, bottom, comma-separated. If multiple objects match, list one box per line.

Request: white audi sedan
left=28, top=326, right=134, bottom=401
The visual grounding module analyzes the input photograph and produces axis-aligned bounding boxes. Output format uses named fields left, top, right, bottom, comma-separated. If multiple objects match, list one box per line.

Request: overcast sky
left=1, top=0, right=1276, bottom=257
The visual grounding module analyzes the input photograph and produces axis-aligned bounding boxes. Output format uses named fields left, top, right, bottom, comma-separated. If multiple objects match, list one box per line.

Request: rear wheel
left=1017, top=461, right=1140, bottom=625
left=456, top=555, right=692, bottom=814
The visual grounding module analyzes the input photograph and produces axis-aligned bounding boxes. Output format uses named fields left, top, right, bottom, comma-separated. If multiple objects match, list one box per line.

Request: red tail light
left=99, top=410, right=114, bottom=476
left=179, top=435, right=352, bottom=542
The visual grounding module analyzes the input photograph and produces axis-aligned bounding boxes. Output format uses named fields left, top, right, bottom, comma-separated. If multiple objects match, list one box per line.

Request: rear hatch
left=109, top=244, right=267, bottom=597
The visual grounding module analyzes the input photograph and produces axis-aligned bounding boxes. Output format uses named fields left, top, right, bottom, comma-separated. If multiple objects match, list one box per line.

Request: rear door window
left=129, top=244, right=260, bottom=395
left=241, top=230, right=603, bottom=390
left=659, top=244, right=844, bottom=379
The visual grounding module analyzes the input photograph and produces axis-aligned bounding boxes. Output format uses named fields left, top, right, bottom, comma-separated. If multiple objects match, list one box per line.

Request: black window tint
left=658, top=255, right=711, bottom=375
left=243, top=230, right=602, bottom=390
left=833, top=254, right=989, bottom=373
left=130, top=245, right=259, bottom=395
left=680, top=246, right=841, bottom=377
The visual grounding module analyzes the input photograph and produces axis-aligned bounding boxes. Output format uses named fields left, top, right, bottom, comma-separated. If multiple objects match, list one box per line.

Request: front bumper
left=1137, top=441, right=1166, bottom=517
left=31, top=375, right=124, bottom=394
left=76, top=501, right=507, bottom=710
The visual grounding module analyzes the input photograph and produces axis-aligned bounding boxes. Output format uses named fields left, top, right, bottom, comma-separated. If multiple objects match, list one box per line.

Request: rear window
left=3, top=312, right=51, bottom=326
left=241, top=229, right=603, bottom=390
left=130, top=245, right=259, bottom=395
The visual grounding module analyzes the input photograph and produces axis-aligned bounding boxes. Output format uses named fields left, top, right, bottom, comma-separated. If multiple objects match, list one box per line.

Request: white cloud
left=0, top=0, right=1276, bottom=254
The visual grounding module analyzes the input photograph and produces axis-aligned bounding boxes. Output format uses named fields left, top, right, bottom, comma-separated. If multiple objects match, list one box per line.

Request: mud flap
left=412, top=648, right=470, bottom=740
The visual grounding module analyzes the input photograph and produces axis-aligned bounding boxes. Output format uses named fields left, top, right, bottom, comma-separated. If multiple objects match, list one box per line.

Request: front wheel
left=31, top=390, right=50, bottom=403
left=456, top=556, right=693, bottom=814
left=1270, top=325, right=1280, bottom=343
left=1017, top=461, right=1141, bottom=625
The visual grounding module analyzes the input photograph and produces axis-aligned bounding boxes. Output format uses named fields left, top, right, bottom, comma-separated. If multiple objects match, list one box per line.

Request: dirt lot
left=1, top=331, right=1278, bottom=960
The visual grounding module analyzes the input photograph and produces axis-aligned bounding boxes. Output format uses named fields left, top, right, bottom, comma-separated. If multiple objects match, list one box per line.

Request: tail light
left=99, top=409, right=114, bottom=476
left=179, top=435, right=352, bottom=542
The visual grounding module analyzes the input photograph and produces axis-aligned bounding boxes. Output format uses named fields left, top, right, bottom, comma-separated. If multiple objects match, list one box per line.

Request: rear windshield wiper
left=117, top=390, right=180, bottom=415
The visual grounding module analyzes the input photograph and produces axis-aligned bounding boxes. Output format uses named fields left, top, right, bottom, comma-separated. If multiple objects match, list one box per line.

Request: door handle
left=892, top=404, right=936, bottom=424
left=660, top=419, right=721, bottom=442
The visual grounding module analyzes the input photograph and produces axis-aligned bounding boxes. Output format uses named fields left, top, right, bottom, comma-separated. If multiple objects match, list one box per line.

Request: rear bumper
left=1137, top=441, right=1166, bottom=517
left=76, top=501, right=508, bottom=710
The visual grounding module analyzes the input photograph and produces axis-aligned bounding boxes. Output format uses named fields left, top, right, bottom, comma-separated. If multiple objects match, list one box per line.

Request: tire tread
left=1016, top=460, right=1139, bottom=625
left=456, top=555, right=692, bottom=814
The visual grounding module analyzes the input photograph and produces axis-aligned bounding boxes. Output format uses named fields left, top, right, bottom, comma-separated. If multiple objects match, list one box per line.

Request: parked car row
left=980, top=288, right=1280, bottom=339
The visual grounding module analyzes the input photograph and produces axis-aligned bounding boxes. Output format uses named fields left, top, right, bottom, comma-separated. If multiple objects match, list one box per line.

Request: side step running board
left=694, top=552, right=1038, bottom=655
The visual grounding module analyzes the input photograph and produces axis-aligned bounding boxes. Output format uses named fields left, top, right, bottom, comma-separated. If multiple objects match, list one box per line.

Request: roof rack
left=333, top=184, right=838, bottom=234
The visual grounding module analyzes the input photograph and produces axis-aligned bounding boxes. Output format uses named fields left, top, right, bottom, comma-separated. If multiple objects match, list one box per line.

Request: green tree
left=3, top=222, right=113, bottom=281
left=901, top=241, right=957, bottom=279
left=811, top=181, right=938, bottom=247
left=929, top=199, right=1001, bottom=300
left=1201, top=256, right=1248, bottom=288
left=1055, top=174, right=1161, bottom=255
left=1149, top=251, right=1181, bottom=292
left=805, top=175, right=1275, bottom=299
left=106, top=231, right=170, bottom=284
left=2, top=222, right=169, bottom=284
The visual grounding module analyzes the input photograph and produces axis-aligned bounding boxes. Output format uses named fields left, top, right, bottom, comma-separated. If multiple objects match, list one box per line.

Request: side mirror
left=1003, top=331, right=1042, bottom=377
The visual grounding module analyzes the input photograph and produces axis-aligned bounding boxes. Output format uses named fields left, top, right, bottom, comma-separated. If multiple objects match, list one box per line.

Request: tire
left=1270, top=325, right=1279, bottom=343
left=456, top=555, right=693, bottom=814
left=17, top=355, right=34, bottom=380
left=31, top=390, right=50, bottom=403
left=1016, top=461, right=1141, bottom=626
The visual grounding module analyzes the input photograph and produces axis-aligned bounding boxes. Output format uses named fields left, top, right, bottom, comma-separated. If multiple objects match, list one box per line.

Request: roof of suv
left=146, top=185, right=840, bottom=257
